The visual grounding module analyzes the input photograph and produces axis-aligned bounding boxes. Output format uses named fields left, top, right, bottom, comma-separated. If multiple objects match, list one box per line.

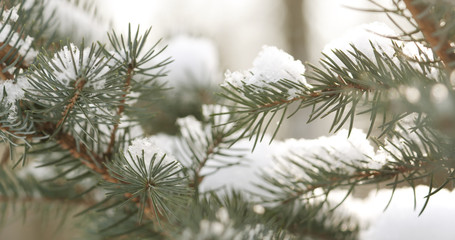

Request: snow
left=322, top=22, right=397, bottom=65
left=126, top=137, right=180, bottom=175
left=401, top=42, right=435, bottom=63
left=117, top=115, right=144, bottom=139
left=400, top=42, right=439, bottom=79
left=0, top=23, right=38, bottom=64
left=176, top=115, right=208, bottom=146
left=329, top=186, right=455, bottom=240
left=222, top=45, right=310, bottom=91
left=271, top=129, right=384, bottom=182
left=379, top=113, right=429, bottom=162
left=142, top=133, right=179, bottom=157
left=0, top=5, right=39, bottom=64
left=3, top=6, right=19, bottom=22
left=147, top=123, right=455, bottom=239
left=43, top=0, right=110, bottom=42
left=50, top=43, right=109, bottom=90
left=0, top=76, right=31, bottom=118
left=0, top=76, right=29, bottom=105
left=165, top=35, right=220, bottom=88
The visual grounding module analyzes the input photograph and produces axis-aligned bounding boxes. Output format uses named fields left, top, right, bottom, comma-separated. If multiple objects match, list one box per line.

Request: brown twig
left=56, top=78, right=87, bottom=129
left=104, top=64, right=134, bottom=160
left=403, top=0, right=455, bottom=71
left=38, top=122, right=115, bottom=182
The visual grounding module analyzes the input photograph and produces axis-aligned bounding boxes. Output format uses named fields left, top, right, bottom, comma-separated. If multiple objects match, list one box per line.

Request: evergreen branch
left=103, top=151, right=190, bottom=226
left=220, top=73, right=375, bottom=146
left=56, top=77, right=87, bottom=128
left=176, top=106, right=248, bottom=190
left=266, top=200, right=359, bottom=240
left=0, top=107, right=35, bottom=156
left=239, top=41, right=443, bottom=142
left=280, top=164, right=417, bottom=205
left=104, top=64, right=134, bottom=160
left=38, top=122, right=113, bottom=180
left=403, top=0, right=455, bottom=70
left=252, top=80, right=370, bottom=111
left=193, top=135, right=223, bottom=186
left=0, top=121, right=33, bottom=140
left=39, top=121, right=170, bottom=225
left=262, top=120, right=447, bottom=209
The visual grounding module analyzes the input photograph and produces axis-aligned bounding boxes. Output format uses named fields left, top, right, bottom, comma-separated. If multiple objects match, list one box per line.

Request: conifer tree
left=0, top=0, right=454, bottom=239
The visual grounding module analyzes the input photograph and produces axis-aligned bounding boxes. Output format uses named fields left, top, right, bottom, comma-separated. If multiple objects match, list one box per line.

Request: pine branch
left=104, top=64, right=134, bottom=160
left=56, top=78, right=87, bottom=129
left=38, top=122, right=164, bottom=222
left=39, top=121, right=168, bottom=224
left=38, top=122, right=110, bottom=178
left=192, top=135, right=224, bottom=187
left=403, top=0, right=455, bottom=70
left=176, top=106, right=248, bottom=190
left=261, top=120, right=447, bottom=208
left=280, top=164, right=417, bottom=205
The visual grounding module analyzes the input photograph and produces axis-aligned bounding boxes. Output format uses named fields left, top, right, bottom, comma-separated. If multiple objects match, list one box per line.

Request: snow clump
left=222, top=45, right=310, bottom=99
left=50, top=43, right=109, bottom=90
left=0, top=76, right=31, bottom=119
left=271, top=128, right=385, bottom=183
left=0, top=6, right=38, bottom=64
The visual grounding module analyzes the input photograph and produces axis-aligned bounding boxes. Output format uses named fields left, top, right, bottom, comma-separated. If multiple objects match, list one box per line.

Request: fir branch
left=279, top=164, right=417, bottom=205
left=104, top=64, right=134, bottom=160
left=192, top=135, right=223, bottom=187
left=56, top=77, right=87, bottom=129
left=403, top=0, right=455, bottom=70
left=176, top=106, right=247, bottom=190
left=38, top=122, right=112, bottom=180
left=39, top=121, right=169, bottom=224
left=0, top=122, right=33, bottom=139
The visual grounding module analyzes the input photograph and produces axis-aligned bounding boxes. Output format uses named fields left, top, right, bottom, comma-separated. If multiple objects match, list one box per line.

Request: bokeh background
left=2, top=1, right=455, bottom=239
